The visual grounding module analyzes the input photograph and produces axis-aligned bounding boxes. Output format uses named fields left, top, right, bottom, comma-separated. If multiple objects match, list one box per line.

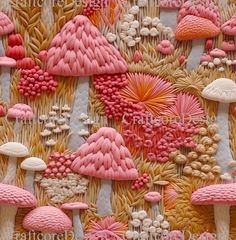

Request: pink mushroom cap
left=46, top=15, right=127, bottom=76
left=159, top=0, right=183, bottom=8
left=200, top=54, right=212, bottom=62
left=220, top=41, right=236, bottom=51
left=61, top=202, right=88, bottom=210
left=144, top=191, right=161, bottom=203
left=191, top=183, right=236, bottom=205
left=198, top=232, right=216, bottom=240
left=221, top=14, right=236, bottom=36
left=0, top=12, right=14, bottom=37
left=7, top=103, right=34, bottom=120
left=157, top=40, right=175, bottom=55
left=71, top=127, right=138, bottom=181
left=0, top=56, right=16, bottom=67
left=23, top=206, right=72, bottom=233
left=210, top=48, right=227, bottom=58
left=0, top=183, right=37, bottom=208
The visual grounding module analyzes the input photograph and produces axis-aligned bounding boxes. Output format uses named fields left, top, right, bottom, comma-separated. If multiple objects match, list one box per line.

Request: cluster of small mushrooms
left=182, top=124, right=222, bottom=180
left=39, top=104, right=71, bottom=146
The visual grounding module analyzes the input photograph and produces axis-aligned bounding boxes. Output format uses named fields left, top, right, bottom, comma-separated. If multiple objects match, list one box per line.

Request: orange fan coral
left=120, top=73, right=176, bottom=116
left=85, top=216, right=127, bottom=240
left=163, top=93, right=205, bottom=122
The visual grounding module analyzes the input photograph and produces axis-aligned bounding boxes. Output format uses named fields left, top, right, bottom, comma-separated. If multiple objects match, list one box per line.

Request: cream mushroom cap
left=21, top=157, right=47, bottom=171
left=0, top=142, right=29, bottom=157
left=202, top=78, right=236, bottom=103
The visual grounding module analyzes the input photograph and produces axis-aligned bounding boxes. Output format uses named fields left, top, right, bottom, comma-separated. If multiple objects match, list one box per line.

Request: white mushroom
left=148, top=226, right=156, bottom=234
left=53, top=127, right=62, bottom=134
left=202, top=78, right=236, bottom=174
left=60, top=124, right=70, bottom=131
left=213, top=58, right=221, bottom=65
left=106, top=33, right=117, bottom=43
left=138, top=210, right=147, bottom=220
left=125, top=231, right=134, bottom=239
left=226, top=60, right=232, bottom=66
left=161, top=220, right=169, bottom=229
left=135, top=37, right=141, bottom=43
left=130, top=219, right=141, bottom=227
left=127, top=28, right=136, bottom=37
left=143, top=218, right=152, bottom=227
left=57, top=118, right=67, bottom=125
left=52, top=105, right=60, bottom=111
left=62, top=112, right=71, bottom=118
left=131, top=211, right=139, bottom=219
left=149, top=28, right=159, bottom=37
left=123, top=14, right=134, bottom=22
left=39, top=115, right=48, bottom=121
left=142, top=16, right=152, bottom=26
left=127, top=40, right=136, bottom=47
left=21, top=157, right=47, bottom=194
left=140, top=28, right=149, bottom=36
left=78, top=129, right=90, bottom=137
left=61, top=104, right=71, bottom=112
left=133, top=231, right=140, bottom=239
left=153, top=220, right=160, bottom=227
left=46, top=139, right=56, bottom=147
left=83, top=119, right=95, bottom=125
left=218, top=67, right=225, bottom=72
left=208, top=62, right=214, bottom=68
left=120, top=22, right=129, bottom=31
left=0, top=142, right=29, bottom=184
left=137, top=0, right=147, bottom=7
left=129, top=5, right=139, bottom=15
left=49, top=111, right=57, bottom=116
left=45, top=122, right=56, bottom=129
left=156, top=214, right=164, bottom=222
left=130, top=20, right=139, bottom=28
left=152, top=17, right=160, bottom=26
left=40, top=129, right=52, bottom=137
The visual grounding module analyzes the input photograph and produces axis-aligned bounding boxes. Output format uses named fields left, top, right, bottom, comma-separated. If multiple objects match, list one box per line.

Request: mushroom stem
left=0, top=66, right=11, bottom=105
left=2, top=156, right=17, bottom=184
left=41, top=0, right=54, bottom=32
left=0, top=38, right=5, bottom=56
left=159, top=9, right=178, bottom=30
left=0, top=1, right=11, bottom=15
left=24, top=171, right=35, bottom=194
left=72, top=209, right=84, bottom=240
left=13, top=121, right=23, bottom=134
left=97, top=179, right=113, bottom=217
left=214, top=204, right=230, bottom=240
left=0, top=205, right=18, bottom=239
left=219, top=0, right=228, bottom=7
left=68, top=76, right=90, bottom=151
left=215, top=103, right=234, bottom=173
left=151, top=203, right=160, bottom=217
left=186, top=39, right=205, bottom=71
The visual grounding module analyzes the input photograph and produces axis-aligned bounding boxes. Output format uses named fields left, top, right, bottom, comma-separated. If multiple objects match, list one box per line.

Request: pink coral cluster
left=94, top=74, right=144, bottom=119
left=83, top=0, right=108, bottom=16
left=44, top=152, right=76, bottom=178
left=17, top=66, right=58, bottom=98
left=131, top=173, right=150, bottom=190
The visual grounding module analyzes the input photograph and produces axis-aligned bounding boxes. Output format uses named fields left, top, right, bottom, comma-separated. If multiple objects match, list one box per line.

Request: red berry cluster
left=17, top=66, right=58, bottom=98
left=44, top=152, right=77, bottom=178
left=131, top=173, right=150, bottom=190
left=83, top=0, right=108, bottom=16
left=94, top=74, right=144, bottom=120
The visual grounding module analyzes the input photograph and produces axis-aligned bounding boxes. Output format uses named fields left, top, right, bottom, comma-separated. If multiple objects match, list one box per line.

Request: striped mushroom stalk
left=0, top=142, right=29, bottom=184
left=202, top=78, right=236, bottom=174
left=41, top=0, right=54, bottom=32
left=71, top=127, right=138, bottom=217
left=21, top=157, right=47, bottom=194
left=191, top=183, right=236, bottom=240
left=46, top=15, right=127, bottom=151
left=23, top=206, right=72, bottom=240
left=0, top=183, right=37, bottom=240
left=61, top=202, right=88, bottom=240
left=175, top=0, right=220, bottom=71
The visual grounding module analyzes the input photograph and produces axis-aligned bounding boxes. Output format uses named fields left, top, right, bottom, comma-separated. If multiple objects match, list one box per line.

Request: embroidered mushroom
left=159, top=0, right=183, bottom=30
left=0, top=183, right=37, bottom=240
left=191, top=183, right=236, bottom=240
left=144, top=191, right=161, bottom=217
left=23, top=206, right=72, bottom=239
left=220, top=41, right=236, bottom=52
left=61, top=202, right=88, bottom=239
left=0, top=12, right=14, bottom=56
left=21, top=157, right=47, bottom=194
left=0, top=56, right=16, bottom=105
left=7, top=103, right=34, bottom=134
left=175, top=0, right=220, bottom=71
left=221, top=14, right=236, bottom=45
left=71, top=127, right=138, bottom=217
left=156, top=40, right=175, bottom=55
left=0, top=142, right=29, bottom=184
left=202, top=78, right=236, bottom=174
left=46, top=15, right=127, bottom=151
left=198, top=232, right=216, bottom=240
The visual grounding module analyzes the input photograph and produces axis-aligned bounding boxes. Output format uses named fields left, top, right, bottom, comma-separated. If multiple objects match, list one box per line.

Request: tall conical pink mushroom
left=46, top=15, right=127, bottom=151
left=176, top=0, right=220, bottom=71
left=71, top=127, right=138, bottom=217
left=0, top=183, right=37, bottom=239
left=221, top=14, right=236, bottom=45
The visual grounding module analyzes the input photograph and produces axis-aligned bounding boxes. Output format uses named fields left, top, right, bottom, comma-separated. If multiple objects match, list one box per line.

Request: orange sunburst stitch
left=120, top=73, right=176, bottom=116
